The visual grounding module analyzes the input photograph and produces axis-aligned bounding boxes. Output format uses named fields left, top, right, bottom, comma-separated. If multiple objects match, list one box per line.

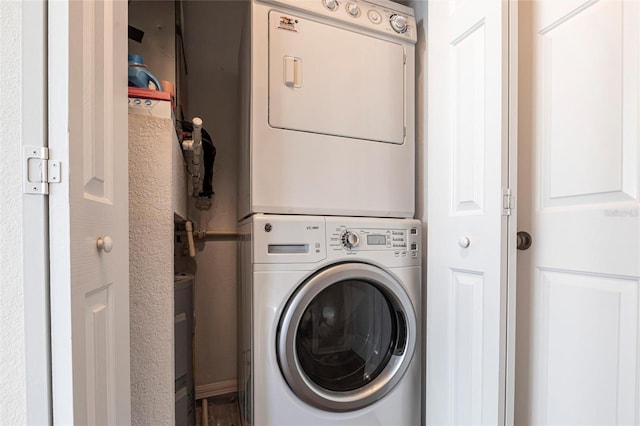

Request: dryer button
left=346, top=2, right=360, bottom=17
left=323, top=0, right=339, bottom=11
left=368, top=10, right=382, bottom=24
left=390, top=14, right=408, bottom=33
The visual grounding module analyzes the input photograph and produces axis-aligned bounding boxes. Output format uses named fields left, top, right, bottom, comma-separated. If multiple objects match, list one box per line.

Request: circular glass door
left=277, top=262, right=416, bottom=412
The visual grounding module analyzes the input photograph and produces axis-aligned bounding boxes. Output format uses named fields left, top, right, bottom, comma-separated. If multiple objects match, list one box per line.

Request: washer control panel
left=330, top=223, right=420, bottom=259
left=250, top=215, right=421, bottom=265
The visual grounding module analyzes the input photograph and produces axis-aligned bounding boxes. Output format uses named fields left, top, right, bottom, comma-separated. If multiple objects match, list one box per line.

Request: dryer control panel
left=260, top=0, right=417, bottom=42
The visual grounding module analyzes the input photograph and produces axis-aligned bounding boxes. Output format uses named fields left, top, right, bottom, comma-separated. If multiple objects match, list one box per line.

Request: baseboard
left=195, top=379, right=238, bottom=400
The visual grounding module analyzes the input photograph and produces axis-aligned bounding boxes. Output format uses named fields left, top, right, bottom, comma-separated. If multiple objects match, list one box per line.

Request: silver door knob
left=458, top=236, right=470, bottom=248
left=97, top=236, right=113, bottom=253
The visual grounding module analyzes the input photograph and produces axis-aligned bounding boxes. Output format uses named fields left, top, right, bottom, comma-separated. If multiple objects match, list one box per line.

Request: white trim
left=504, top=1, right=519, bottom=425
left=48, top=1, right=74, bottom=424
left=195, top=380, right=238, bottom=400
left=22, top=1, right=51, bottom=424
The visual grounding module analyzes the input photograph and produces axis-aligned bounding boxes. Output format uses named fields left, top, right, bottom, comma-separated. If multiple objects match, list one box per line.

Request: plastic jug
left=128, top=54, right=163, bottom=91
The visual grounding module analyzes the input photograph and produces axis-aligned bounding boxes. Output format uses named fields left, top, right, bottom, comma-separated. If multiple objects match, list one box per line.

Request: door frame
left=505, top=0, right=519, bottom=423
left=22, top=1, right=52, bottom=424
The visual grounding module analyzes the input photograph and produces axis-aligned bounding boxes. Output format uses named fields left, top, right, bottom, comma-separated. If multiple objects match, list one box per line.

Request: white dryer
left=238, top=214, right=421, bottom=425
left=238, top=0, right=417, bottom=219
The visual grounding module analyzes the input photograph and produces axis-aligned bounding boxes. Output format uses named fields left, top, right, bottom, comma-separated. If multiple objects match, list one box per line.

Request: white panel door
left=426, top=0, right=514, bottom=424
left=516, top=0, right=640, bottom=424
left=48, top=1, right=130, bottom=425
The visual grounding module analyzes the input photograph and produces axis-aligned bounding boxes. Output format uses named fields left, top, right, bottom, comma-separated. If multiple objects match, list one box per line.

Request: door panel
left=268, top=10, right=405, bottom=144
left=452, top=21, right=486, bottom=214
left=531, top=270, right=638, bottom=425
left=538, top=0, right=636, bottom=207
left=81, top=0, right=114, bottom=201
left=49, top=0, right=130, bottom=424
left=516, top=0, right=640, bottom=424
left=450, top=270, right=485, bottom=425
left=426, top=1, right=512, bottom=424
left=84, top=285, right=115, bottom=425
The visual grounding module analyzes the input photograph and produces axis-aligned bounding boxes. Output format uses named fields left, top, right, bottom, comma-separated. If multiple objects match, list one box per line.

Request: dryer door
left=268, top=10, right=406, bottom=144
left=277, top=262, right=416, bottom=412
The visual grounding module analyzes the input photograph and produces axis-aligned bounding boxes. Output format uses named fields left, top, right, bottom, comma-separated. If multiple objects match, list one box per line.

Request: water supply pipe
left=185, top=220, right=196, bottom=258
left=182, top=117, right=204, bottom=198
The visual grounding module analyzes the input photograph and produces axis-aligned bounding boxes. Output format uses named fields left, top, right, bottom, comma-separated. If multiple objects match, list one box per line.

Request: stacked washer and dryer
left=237, top=0, right=419, bottom=424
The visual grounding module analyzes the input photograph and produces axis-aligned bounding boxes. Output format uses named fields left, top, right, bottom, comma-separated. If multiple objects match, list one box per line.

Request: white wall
left=129, top=108, right=185, bottom=425
left=182, top=0, right=246, bottom=389
left=0, top=1, right=50, bottom=424
left=0, top=2, right=27, bottom=423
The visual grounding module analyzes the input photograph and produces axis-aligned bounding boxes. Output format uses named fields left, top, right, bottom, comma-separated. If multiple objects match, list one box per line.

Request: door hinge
left=24, top=146, right=61, bottom=195
left=502, top=188, right=513, bottom=216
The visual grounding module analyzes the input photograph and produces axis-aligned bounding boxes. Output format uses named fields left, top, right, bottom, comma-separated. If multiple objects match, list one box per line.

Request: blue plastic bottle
left=128, top=54, right=163, bottom=91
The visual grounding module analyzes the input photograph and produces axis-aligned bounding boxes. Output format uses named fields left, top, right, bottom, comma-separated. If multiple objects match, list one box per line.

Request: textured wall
left=0, top=1, right=27, bottom=424
left=183, top=0, right=245, bottom=388
left=129, top=112, right=176, bottom=425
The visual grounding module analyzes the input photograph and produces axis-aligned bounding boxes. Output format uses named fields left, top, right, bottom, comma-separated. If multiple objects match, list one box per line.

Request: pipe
left=202, top=397, right=208, bottom=426
left=190, top=117, right=203, bottom=197
left=185, top=220, right=196, bottom=257
left=181, top=117, right=204, bottom=198
left=176, top=229, right=240, bottom=241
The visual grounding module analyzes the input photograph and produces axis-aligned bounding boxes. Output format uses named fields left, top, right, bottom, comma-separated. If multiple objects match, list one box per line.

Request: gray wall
left=128, top=0, right=176, bottom=86
left=183, top=0, right=246, bottom=388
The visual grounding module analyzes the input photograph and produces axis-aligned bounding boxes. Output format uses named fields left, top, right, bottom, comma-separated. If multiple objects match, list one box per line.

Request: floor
left=195, top=394, right=242, bottom=426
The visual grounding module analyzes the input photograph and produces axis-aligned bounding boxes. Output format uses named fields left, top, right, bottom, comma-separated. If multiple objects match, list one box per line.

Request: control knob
left=346, top=2, right=360, bottom=17
left=390, top=14, right=408, bottom=33
left=341, top=231, right=360, bottom=249
left=323, top=0, right=339, bottom=11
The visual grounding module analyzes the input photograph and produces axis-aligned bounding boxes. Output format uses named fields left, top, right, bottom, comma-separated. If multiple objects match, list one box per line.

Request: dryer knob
left=323, top=0, right=339, bottom=11
left=346, top=2, right=360, bottom=17
left=390, top=14, right=408, bottom=33
left=341, top=231, right=360, bottom=249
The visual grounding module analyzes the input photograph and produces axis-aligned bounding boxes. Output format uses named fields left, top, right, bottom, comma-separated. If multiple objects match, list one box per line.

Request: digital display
left=367, top=234, right=387, bottom=245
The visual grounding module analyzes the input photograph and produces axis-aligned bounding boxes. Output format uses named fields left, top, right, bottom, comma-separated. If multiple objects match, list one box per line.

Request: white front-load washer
left=238, top=0, right=417, bottom=219
left=238, top=214, right=421, bottom=425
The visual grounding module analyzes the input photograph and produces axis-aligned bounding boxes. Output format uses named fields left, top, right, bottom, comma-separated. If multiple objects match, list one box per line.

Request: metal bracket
left=24, top=145, right=61, bottom=195
left=502, top=188, right=513, bottom=216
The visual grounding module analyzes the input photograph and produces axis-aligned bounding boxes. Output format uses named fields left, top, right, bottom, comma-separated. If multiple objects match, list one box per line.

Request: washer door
left=277, top=262, right=416, bottom=412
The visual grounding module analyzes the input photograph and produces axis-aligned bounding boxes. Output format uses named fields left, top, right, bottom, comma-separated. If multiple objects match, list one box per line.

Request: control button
left=410, top=228, right=417, bottom=235
left=390, top=14, right=408, bottom=33
left=411, top=243, right=417, bottom=250
left=346, top=2, right=360, bottom=17
left=323, top=0, right=339, bottom=11
left=368, top=9, right=382, bottom=24
left=341, top=231, right=360, bottom=249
